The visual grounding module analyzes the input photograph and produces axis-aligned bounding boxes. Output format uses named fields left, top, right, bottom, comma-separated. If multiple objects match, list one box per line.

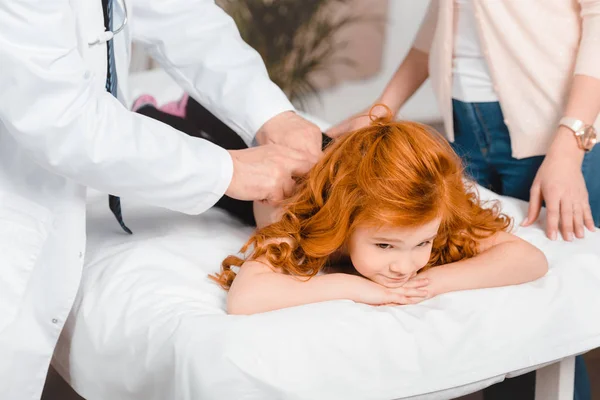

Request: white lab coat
left=0, top=0, right=294, bottom=398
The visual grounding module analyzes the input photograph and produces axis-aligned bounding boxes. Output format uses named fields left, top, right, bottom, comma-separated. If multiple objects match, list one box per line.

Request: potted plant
left=217, top=0, right=382, bottom=109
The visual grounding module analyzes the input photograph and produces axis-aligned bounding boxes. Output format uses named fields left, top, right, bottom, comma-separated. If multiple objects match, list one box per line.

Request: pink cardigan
left=413, top=0, right=600, bottom=159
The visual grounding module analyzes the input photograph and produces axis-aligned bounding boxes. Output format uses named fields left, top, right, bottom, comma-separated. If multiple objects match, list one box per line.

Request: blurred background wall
left=129, top=0, right=441, bottom=126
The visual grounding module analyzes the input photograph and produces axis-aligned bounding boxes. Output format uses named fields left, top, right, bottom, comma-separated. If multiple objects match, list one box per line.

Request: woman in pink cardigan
left=329, top=1, right=598, bottom=399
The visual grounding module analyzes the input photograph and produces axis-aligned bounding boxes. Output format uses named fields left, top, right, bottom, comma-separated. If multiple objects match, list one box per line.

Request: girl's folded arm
left=429, top=231, right=548, bottom=295
left=226, top=261, right=371, bottom=315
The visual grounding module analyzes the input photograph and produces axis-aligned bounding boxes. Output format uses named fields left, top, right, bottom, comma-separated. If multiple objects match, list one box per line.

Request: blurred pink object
left=131, top=94, right=157, bottom=112
left=159, top=94, right=189, bottom=118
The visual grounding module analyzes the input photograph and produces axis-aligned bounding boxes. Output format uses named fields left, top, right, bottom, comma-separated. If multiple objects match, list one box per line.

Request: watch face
left=582, top=126, right=598, bottom=150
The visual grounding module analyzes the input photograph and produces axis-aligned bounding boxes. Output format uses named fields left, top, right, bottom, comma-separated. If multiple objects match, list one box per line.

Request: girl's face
left=347, top=218, right=441, bottom=288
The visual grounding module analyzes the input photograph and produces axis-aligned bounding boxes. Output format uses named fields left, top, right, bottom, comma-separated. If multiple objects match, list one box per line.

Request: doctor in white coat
left=0, top=0, right=323, bottom=398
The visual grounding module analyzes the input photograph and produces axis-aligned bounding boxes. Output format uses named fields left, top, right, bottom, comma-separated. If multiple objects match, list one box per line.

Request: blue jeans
left=451, top=100, right=600, bottom=226
left=452, top=99, right=596, bottom=400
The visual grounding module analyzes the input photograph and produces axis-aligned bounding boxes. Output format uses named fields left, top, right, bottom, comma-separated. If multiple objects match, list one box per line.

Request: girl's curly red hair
left=210, top=108, right=511, bottom=290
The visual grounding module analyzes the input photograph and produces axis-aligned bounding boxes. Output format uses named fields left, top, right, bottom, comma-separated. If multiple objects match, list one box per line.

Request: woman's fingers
left=523, top=183, right=543, bottom=227
left=544, top=191, right=561, bottom=241
left=326, top=119, right=352, bottom=138
left=582, top=200, right=596, bottom=233
left=559, top=198, right=574, bottom=241
left=573, top=202, right=585, bottom=239
left=326, top=114, right=371, bottom=138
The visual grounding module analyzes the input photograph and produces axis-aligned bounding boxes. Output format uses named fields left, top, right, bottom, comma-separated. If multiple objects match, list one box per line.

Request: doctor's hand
left=255, top=111, right=323, bottom=161
left=522, top=128, right=596, bottom=241
left=225, top=145, right=315, bottom=205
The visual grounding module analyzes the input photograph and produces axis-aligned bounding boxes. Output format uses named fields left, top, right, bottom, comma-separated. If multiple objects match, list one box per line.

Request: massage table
left=51, top=69, right=600, bottom=400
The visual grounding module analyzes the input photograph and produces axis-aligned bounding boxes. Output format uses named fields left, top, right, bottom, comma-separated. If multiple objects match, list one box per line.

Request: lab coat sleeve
left=0, top=1, right=232, bottom=215
left=131, top=0, right=295, bottom=145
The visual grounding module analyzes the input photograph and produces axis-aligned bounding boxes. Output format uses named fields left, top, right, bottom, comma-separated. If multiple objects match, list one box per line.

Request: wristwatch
left=559, top=117, right=597, bottom=152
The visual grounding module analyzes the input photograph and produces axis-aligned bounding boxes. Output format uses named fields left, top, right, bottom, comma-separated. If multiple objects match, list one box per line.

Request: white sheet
left=52, top=69, right=600, bottom=400
left=53, top=183, right=600, bottom=400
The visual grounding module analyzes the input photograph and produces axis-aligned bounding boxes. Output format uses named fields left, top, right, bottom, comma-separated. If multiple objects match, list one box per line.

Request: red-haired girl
left=210, top=112, right=548, bottom=315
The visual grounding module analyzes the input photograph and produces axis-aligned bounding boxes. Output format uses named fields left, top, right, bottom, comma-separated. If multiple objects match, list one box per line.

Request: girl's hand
left=354, top=277, right=429, bottom=306
left=404, top=269, right=446, bottom=304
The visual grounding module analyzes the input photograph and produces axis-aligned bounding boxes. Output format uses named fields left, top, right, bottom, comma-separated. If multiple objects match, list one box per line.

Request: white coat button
left=79, top=252, right=83, bottom=259
left=52, top=319, right=58, bottom=324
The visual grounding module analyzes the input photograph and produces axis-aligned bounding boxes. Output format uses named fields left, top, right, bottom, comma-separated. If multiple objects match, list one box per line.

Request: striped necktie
left=102, top=0, right=132, bottom=234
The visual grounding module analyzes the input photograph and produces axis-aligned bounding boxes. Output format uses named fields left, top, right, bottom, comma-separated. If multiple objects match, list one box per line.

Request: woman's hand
left=326, top=108, right=373, bottom=139
left=326, top=104, right=391, bottom=139
left=523, top=127, right=596, bottom=241
left=354, top=277, right=429, bottom=306
left=326, top=48, right=429, bottom=139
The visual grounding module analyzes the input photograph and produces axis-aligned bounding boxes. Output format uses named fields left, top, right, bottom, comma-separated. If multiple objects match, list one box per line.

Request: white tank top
left=452, top=0, right=498, bottom=102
